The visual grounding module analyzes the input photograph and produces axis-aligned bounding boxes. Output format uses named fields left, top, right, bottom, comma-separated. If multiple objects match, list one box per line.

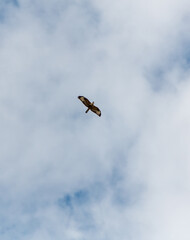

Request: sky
left=0, top=0, right=190, bottom=239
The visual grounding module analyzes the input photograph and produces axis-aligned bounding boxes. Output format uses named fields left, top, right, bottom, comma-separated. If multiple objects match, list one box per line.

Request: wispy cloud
left=0, top=0, right=190, bottom=239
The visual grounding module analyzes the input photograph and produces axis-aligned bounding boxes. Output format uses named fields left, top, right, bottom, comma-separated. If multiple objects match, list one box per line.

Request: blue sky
left=0, top=0, right=190, bottom=239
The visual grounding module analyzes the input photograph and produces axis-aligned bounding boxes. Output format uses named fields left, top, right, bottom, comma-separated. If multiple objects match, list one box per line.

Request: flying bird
left=78, top=96, right=101, bottom=117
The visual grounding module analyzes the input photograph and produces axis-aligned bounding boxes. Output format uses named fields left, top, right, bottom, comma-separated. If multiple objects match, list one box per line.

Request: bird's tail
left=85, top=108, right=90, bottom=113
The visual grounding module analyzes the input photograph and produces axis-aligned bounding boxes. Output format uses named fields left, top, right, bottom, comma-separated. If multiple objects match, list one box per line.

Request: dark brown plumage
left=78, top=96, right=101, bottom=117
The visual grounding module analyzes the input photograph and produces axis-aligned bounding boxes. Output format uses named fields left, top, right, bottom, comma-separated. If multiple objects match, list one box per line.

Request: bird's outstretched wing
left=91, top=105, right=101, bottom=117
left=78, top=96, right=91, bottom=107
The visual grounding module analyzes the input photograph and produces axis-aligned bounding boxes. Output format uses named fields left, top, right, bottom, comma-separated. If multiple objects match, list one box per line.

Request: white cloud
left=0, top=0, right=190, bottom=239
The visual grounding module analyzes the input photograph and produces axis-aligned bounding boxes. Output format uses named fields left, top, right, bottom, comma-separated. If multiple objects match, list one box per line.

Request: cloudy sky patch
left=0, top=0, right=190, bottom=239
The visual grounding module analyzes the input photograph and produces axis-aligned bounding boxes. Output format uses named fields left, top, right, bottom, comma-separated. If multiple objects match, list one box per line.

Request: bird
left=78, top=96, right=101, bottom=117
